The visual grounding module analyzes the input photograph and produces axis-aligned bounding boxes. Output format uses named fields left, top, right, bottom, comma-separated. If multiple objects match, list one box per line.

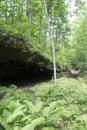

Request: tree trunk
left=43, top=0, right=57, bottom=86
left=26, top=0, right=31, bottom=23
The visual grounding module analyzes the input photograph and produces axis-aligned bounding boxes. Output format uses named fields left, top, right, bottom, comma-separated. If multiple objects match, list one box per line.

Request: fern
left=42, top=101, right=57, bottom=117
left=6, top=105, right=24, bottom=123
left=41, top=126, right=55, bottom=130
left=21, top=124, right=34, bottom=130
left=24, top=99, right=43, bottom=118
left=21, top=117, right=45, bottom=130
left=0, top=117, right=12, bottom=130
left=21, top=115, right=32, bottom=124
left=0, top=78, right=87, bottom=130
left=14, top=126, right=21, bottom=130
left=24, top=100, right=35, bottom=113
left=76, top=114, right=87, bottom=123
left=2, top=109, right=11, bottom=120
left=0, top=97, right=13, bottom=111
left=35, top=84, right=54, bottom=97
left=7, top=100, right=21, bottom=111
left=33, top=98, right=43, bottom=116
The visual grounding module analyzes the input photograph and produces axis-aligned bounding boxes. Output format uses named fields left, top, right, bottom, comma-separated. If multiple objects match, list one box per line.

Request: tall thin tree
left=43, top=0, right=57, bottom=86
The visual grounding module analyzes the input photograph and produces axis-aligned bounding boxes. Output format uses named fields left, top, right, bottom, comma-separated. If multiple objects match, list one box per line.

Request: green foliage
left=41, top=126, right=55, bottom=130
left=69, top=7, right=87, bottom=71
left=0, top=0, right=86, bottom=71
left=0, top=0, right=71, bottom=70
left=0, top=78, right=87, bottom=130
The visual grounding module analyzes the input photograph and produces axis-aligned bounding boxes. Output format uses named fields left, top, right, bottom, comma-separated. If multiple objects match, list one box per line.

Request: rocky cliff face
left=0, top=30, right=53, bottom=81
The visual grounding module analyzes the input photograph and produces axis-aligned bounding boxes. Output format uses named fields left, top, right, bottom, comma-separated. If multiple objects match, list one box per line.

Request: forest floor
left=0, top=76, right=87, bottom=130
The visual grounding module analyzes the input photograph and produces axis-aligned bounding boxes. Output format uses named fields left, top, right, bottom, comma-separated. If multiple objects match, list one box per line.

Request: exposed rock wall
left=0, top=30, right=53, bottom=80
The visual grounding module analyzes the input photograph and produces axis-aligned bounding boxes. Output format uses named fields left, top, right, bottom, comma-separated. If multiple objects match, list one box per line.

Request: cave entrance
left=0, top=61, right=53, bottom=87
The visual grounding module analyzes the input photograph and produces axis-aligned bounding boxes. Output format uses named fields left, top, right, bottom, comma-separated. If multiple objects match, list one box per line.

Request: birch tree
left=43, top=0, right=57, bottom=86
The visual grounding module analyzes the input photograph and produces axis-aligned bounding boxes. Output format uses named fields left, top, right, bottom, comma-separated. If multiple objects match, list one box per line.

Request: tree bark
left=43, top=0, right=57, bottom=86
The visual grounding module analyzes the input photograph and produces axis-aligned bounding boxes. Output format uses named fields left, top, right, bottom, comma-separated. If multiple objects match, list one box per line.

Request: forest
left=0, top=0, right=87, bottom=130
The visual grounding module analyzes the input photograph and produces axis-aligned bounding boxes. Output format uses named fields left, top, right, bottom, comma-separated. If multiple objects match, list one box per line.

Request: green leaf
left=41, top=126, right=55, bottom=130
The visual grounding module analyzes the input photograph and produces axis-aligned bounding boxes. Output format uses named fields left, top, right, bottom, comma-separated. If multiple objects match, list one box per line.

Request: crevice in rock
left=0, top=61, right=53, bottom=87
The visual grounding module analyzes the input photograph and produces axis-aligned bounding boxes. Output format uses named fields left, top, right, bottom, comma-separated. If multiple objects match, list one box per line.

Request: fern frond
left=2, top=109, right=11, bottom=120
left=21, top=115, right=32, bottom=124
left=35, top=98, right=43, bottom=112
left=24, top=100, right=35, bottom=113
left=21, top=124, right=34, bottom=130
left=41, top=126, right=55, bottom=130
left=7, top=100, right=21, bottom=111
left=6, top=105, right=24, bottom=123
left=24, top=99, right=43, bottom=118
left=21, top=117, right=45, bottom=130
left=0, top=97, right=13, bottom=111
left=42, top=101, right=57, bottom=117
left=14, top=125, right=21, bottom=130
left=0, top=117, right=12, bottom=130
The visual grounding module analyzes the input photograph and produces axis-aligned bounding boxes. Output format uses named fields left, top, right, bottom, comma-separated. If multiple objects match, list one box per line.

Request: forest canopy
left=0, top=0, right=87, bottom=70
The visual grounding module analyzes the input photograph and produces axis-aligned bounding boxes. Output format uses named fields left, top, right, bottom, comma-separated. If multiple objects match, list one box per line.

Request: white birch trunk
left=43, top=0, right=57, bottom=86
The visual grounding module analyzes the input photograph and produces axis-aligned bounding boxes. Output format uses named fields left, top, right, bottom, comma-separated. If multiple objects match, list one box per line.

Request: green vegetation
left=0, top=0, right=87, bottom=70
left=0, top=0, right=87, bottom=130
left=0, top=0, right=72, bottom=70
left=71, top=10, right=87, bottom=70
left=0, top=78, right=87, bottom=130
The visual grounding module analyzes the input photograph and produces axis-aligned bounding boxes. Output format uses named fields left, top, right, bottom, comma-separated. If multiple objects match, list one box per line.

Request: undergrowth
left=0, top=77, right=87, bottom=130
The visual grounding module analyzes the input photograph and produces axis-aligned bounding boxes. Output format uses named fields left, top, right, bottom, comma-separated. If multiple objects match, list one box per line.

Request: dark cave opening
left=0, top=61, right=53, bottom=87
